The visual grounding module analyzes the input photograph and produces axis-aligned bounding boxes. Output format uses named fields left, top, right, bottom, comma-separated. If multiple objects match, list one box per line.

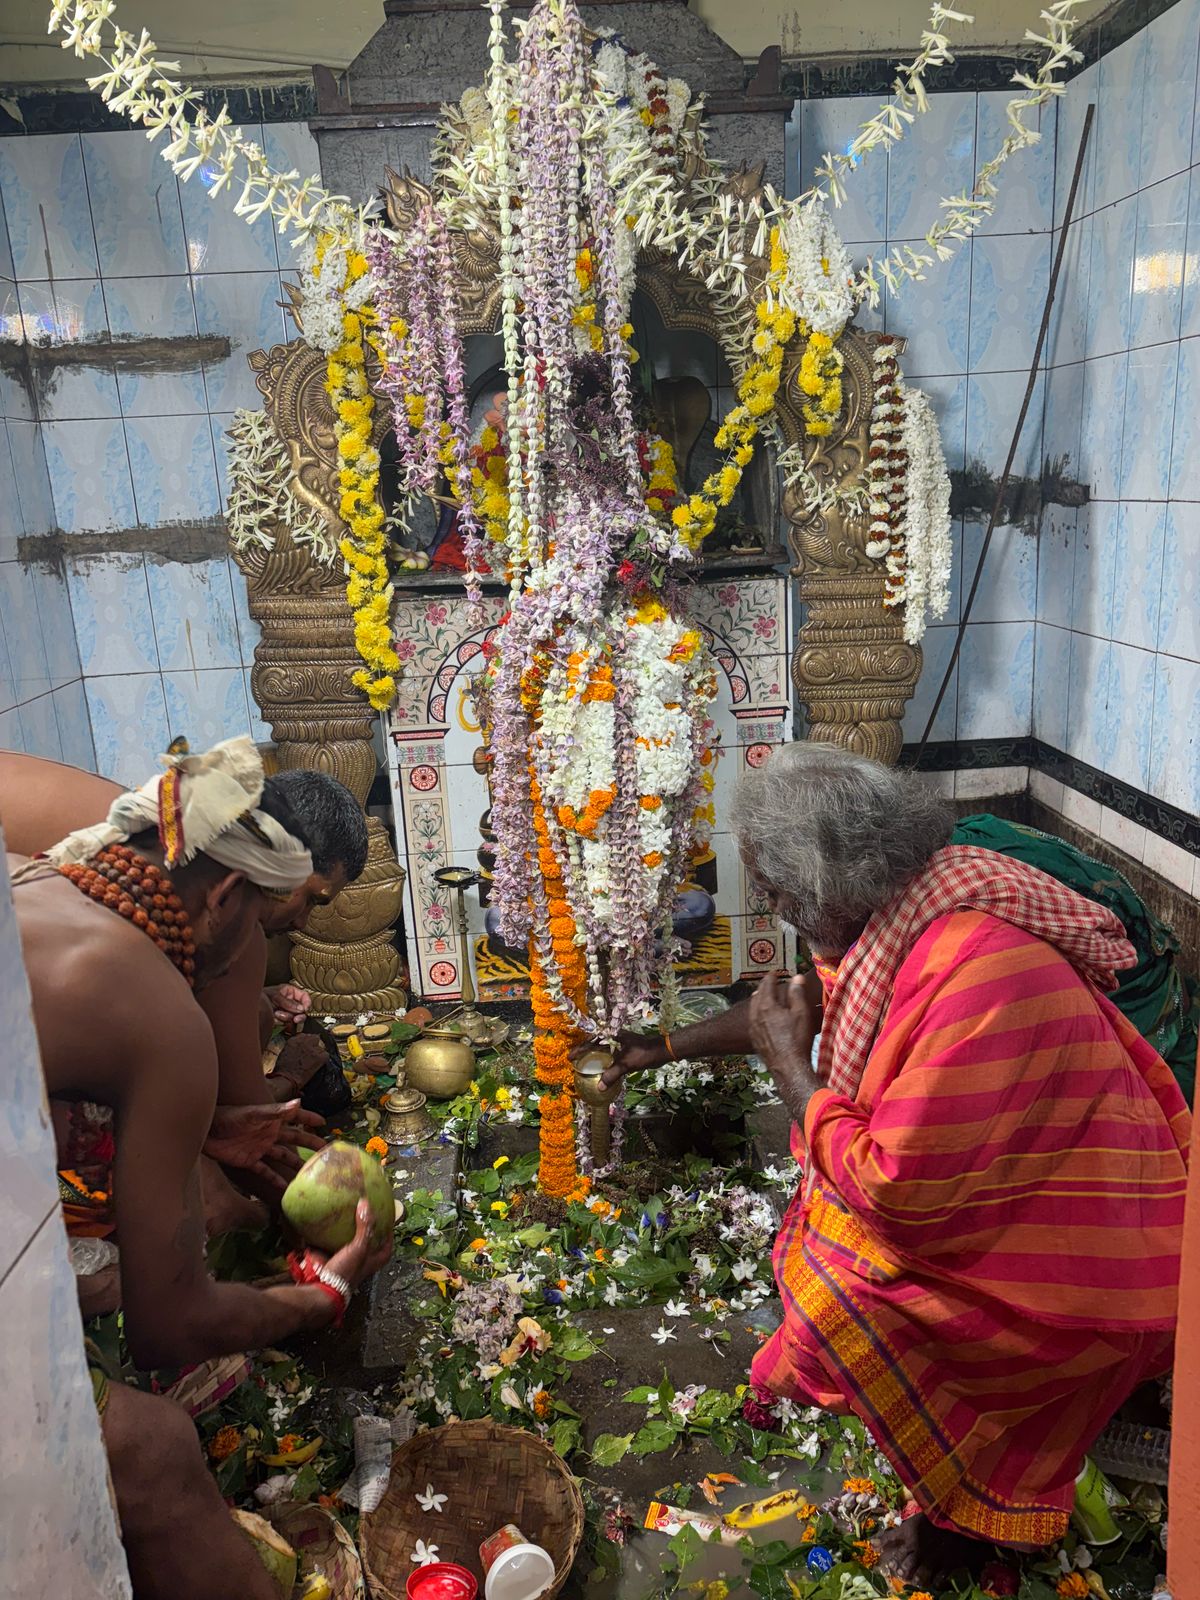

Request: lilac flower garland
left=428, top=207, right=487, bottom=610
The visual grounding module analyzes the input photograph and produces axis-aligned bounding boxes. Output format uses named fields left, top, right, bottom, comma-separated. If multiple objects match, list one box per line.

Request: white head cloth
left=47, top=736, right=314, bottom=893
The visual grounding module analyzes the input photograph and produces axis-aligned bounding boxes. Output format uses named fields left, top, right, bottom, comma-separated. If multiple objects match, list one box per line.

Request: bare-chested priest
left=0, top=748, right=367, bottom=1111
left=8, top=738, right=391, bottom=1600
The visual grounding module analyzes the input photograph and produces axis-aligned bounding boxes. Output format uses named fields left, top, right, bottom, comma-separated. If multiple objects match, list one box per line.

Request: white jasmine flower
left=664, top=1299, right=689, bottom=1317
left=731, top=1259, right=756, bottom=1282
left=412, top=1541, right=440, bottom=1566
left=416, top=1484, right=448, bottom=1514
left=651, top=1324, right=677, bottom=1345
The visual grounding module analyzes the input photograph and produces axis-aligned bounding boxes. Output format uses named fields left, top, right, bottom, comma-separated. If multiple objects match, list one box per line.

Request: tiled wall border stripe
left=0, top=0, right=1182, bottom=134
left=0, top=80, right=319, bottom=137
left=900, top=736, right=1200, bottom=857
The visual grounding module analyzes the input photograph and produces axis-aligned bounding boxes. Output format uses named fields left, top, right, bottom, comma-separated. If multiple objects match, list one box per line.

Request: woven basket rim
left=360, top=1420, right=584, bottom=1600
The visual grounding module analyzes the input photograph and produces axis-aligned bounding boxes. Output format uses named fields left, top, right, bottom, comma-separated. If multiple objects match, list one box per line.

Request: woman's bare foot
left=874, top=1512, right=984, bottom=1587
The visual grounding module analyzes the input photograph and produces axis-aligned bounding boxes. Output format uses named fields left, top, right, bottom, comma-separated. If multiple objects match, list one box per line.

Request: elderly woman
left=608, top=743, right=1190, bottom=1564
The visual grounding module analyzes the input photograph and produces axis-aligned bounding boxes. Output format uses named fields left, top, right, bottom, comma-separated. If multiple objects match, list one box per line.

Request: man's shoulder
left=58, top=899, right=202, bottom=1034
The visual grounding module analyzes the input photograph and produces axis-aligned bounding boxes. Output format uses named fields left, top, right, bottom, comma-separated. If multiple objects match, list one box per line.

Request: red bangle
left=313, top=1279, right=347, bottom=1327
left=287, top=1249, right=322, bottom=1286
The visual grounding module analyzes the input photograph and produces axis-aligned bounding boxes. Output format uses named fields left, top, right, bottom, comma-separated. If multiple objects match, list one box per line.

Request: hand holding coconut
left=310, top=1197, right=395, bottom=1314
left=282, top=1142, right=397, bottom=1321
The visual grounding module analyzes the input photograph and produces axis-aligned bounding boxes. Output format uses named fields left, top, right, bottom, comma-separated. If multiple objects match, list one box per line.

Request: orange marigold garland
left=529, top=769, right=586, bottom=1198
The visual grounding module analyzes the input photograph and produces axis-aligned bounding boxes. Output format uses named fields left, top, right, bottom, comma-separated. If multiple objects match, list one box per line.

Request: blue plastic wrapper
left=806, top=1547, right=834, bottom=1574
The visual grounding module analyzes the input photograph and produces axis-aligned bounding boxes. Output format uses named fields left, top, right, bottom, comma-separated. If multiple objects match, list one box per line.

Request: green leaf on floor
left=632, top=1418, right=680, bottom=1455
left=590, top=1432, right=634, bottom=1468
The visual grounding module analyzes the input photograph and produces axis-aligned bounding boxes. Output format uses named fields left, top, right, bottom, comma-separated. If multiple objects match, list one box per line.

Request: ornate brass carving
left=232, top=339, right=408, bottom=1015
left=784, top=329, right=920, bottom=765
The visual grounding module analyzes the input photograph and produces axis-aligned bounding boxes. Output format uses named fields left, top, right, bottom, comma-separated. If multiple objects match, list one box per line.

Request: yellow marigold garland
left=670, top=228, right=795, bottom=550
left=797, top=326, right=844, bottom=438
left=320, top=242, right=400, bottom=712
left=669, top=227, right=850, bottom=548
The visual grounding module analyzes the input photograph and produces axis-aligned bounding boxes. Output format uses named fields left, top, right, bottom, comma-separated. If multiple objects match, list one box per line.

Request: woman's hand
left=203, top=1100, right=327, bottom=1189
left=749, top=972, right=820, bottom=1121
left=321, top=1199, right=394, bottom=1292
left=267, top=983, right=312, bottom=1032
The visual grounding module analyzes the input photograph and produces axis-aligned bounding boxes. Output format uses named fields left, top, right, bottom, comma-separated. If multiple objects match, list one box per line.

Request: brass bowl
left=402, top=1030, right=476, bottom=1099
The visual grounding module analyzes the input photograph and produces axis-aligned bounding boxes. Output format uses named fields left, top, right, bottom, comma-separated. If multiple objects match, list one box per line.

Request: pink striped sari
left=752, top=907, right=1190, bottom=1547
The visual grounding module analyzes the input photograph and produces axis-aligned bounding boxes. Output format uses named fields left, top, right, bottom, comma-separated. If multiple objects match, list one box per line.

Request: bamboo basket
left=265, top=1501, right=365, bottom=1600
left=360, top=1422, right=584, bottom=1600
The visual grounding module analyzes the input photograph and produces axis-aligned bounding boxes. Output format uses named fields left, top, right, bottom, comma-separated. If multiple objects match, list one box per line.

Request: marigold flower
left=209, top=1425, right=242, bottom=1461
left=1056, top=1578, right=1088, bottom=1600
left=365, top=1136, right=388, bottom=1159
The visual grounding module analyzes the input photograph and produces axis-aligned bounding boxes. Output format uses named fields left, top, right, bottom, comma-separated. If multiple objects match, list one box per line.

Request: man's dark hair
left=259, top=770, right=369, bottom=882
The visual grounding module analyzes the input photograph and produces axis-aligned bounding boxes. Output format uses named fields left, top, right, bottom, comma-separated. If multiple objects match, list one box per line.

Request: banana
left=724, top=1490, right=816, bottom=1530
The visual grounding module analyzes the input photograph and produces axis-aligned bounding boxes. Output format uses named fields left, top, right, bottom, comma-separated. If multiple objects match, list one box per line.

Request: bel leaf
left=551, top=1418, right=582, bottom=1458
left=590, top=1432, right=634, bottom=1469
left=632, top=1418, right=680, bottom=1455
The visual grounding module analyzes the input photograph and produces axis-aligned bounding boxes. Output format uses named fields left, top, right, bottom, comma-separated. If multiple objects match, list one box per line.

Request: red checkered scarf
left=818, top=844, right=1138, bottom=1101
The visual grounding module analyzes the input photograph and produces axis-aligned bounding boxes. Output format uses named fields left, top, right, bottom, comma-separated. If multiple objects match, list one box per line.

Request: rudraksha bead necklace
left=59, top=842, right=197, bottom=985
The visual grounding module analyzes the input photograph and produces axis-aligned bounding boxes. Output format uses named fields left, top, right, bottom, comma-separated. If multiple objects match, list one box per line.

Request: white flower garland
left=298, top=233, right=374, bottom=356
left=534, top=610, right=716, bottom=937
left=896, top=385, right=953, bottom=645
left=774, top=201, right=856, bottom=339
left=46, top=0, right=356, bottom=246
left=225, top=408, right=338, bottom=563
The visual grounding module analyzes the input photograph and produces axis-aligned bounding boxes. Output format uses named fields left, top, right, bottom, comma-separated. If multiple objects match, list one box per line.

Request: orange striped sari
left=752, top=908, right=1190, bottom=1547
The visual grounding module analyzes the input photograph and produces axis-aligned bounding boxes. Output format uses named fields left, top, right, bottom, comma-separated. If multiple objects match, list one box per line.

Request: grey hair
left=732, top=742, right=954, bottom=949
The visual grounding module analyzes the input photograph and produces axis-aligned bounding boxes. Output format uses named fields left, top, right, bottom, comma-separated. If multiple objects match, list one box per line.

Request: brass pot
left=402, top=1029, right=476, bottom=1099
left=574, top=1047, right=617, bottom=1106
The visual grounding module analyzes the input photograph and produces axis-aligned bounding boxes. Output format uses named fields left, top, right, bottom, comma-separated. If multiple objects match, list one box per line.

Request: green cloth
left=952, top=813, right=1197, bottom=1106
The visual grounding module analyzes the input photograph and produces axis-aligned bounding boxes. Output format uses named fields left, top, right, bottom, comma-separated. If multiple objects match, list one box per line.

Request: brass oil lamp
left=432, top=864, right=503, bottom=1046
left=379, top=1068, right=431, bottom=1145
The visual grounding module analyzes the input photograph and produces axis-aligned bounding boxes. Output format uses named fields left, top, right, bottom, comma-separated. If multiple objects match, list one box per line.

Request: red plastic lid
left=407, top=1562, right=480, bottom=1600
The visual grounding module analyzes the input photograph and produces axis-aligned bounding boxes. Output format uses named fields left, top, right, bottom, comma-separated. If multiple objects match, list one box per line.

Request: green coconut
left=282, top=1140, right=394, bottom=1253
left=231, top=1509, right=298, bottom=1598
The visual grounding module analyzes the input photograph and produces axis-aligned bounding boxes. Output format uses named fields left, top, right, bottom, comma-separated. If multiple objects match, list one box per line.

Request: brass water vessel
left=402, top=1026, right=476, bottom=1099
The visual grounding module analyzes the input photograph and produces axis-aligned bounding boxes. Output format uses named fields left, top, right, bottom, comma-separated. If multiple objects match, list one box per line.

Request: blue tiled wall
left=3, top=20, right=1195, bottom=812
left=0, top=122, right=312, bottom=784
left=791, top=84, right=1055, bottom=749
left=0, top=180, right=95, bottom=772
left=1035, top=0, right=1200, bottom=863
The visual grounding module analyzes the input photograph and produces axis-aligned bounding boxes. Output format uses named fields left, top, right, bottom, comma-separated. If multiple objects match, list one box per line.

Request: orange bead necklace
left=59, top=842, right=197, bottom=986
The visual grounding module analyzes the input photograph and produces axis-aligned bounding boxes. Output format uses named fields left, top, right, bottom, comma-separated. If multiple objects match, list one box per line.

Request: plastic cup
left=1073, top=1457, right=1123, bottom=1545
